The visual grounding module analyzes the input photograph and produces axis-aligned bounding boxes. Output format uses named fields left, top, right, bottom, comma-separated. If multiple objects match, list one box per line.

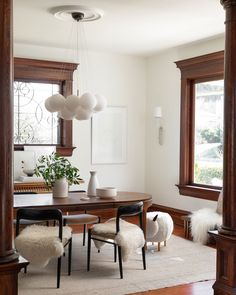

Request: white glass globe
left=45, top=99, right=56, bottom=112
left=93, top=94, right=107, bottom=112
left=65, top=95, right=80, bottom=112
left=79, top=92, right=96, bottom=110
left=75, top=106, right=92, bottom=120
left=58, top=106, right=75, bottom=120
left=46, top=94, right=65, bottom=112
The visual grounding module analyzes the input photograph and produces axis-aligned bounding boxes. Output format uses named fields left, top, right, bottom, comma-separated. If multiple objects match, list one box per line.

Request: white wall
left=146, top=36, right=224, bottom=211
left=14, top=43, right=147, bottom=193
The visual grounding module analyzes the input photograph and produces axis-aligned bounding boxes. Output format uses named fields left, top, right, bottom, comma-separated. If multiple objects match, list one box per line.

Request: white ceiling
left=14, top=0, right=225, bottom=57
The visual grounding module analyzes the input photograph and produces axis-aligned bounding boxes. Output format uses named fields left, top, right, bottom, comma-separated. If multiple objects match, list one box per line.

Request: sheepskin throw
left=146, top=211, right=173, bottom=243
left=15, top=225, right=72, bottom=267
left=91, top=218, right=145, bottom=262
left=191, top=208, right=222, bottom=244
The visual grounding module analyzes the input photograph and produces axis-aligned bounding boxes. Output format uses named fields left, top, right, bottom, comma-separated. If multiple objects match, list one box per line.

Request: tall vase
left=52, top=177, right=68, bottom=198
left=87, top=171, right=99, bottom=197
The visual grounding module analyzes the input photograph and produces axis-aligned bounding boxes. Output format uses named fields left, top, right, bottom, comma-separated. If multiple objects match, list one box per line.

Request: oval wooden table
left=14, top=191, right=152, bottom=236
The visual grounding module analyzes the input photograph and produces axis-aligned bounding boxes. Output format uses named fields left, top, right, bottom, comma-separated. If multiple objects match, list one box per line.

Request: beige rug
left=18, top=234, right=216, bottom=295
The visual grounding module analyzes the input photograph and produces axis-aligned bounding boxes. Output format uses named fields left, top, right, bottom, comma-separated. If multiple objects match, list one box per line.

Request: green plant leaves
left=35, top=152, right=81, bottom=187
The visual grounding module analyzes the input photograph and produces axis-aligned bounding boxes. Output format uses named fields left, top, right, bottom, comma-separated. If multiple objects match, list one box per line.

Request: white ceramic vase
left=87, top=171, right=99, bottom=197
left=52, top=177, right=68, bottom=198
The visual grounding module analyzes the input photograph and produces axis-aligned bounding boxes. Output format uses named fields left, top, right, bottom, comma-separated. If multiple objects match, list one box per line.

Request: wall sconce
left=154, top=106, right=163, bottom=145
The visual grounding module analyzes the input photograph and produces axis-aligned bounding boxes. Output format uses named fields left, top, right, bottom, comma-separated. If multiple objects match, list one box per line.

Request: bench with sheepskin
left=190, top=190, right=223, bottom=244
left=15, top=208, right=72, bottom=288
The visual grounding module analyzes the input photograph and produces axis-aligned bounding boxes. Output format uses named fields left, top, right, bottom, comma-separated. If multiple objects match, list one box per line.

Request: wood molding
left=177, top=184, right=220, bottom=201
left=0, top=258, right=29, bottom=295
left=14, top=58, right=78, bottom=157
left=175, top=51, right=224, bottom=201
left=175, top=51, right=224, bottom=79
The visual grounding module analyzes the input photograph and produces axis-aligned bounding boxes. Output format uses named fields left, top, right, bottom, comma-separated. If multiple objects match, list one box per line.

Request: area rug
left=18, top=234, right=216, bottom=295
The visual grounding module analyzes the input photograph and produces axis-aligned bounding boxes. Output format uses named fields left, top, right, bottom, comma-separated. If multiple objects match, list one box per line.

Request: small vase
left=52, top=177, right=68, bottom=198
left=87, top=171, right=99, bottom=197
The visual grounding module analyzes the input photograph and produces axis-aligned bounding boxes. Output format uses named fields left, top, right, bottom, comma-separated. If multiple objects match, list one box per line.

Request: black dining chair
left=13, top=192, right=49, bottom=226
left=15, top=208, right=72, bottom=288
left=87, top=201, right=146, bottom=279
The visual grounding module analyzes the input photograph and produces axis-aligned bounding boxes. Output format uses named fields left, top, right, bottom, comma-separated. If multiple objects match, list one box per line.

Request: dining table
left=13, top=191, right=152, bottom=236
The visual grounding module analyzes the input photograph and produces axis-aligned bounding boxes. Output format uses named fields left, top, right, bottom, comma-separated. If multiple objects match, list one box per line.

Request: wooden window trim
left=175, top=51, right=224, bottom=201
left=14, top=58, right=77, bottom=156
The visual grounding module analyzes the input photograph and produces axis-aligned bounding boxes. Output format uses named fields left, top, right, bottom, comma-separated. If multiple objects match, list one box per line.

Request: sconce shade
left=46, top=94, right=66, bottom=112
left=75, top=106, right=92, bottom=120
left=65, top=95, right=81, bottom=112
left=94, top=94, right=107, bottom=112
left=154, top=106, right=162, bottom=118
left=58, top=106, right=75, bottom=120
left=79, top=92, right=97, bottom=110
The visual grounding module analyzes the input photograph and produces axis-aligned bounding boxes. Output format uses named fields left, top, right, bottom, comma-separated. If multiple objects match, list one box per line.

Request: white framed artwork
left=91, top=106, right=127, bottom=164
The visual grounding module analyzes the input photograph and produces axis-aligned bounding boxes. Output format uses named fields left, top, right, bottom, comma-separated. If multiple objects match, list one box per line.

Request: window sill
left=14, top=145, right=76, bottom=157
left=176, top=184, right=221, bottom=201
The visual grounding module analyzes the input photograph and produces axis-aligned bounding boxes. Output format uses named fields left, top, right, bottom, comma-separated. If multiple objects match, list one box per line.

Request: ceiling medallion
left=50, top=5, right=104, bottom=22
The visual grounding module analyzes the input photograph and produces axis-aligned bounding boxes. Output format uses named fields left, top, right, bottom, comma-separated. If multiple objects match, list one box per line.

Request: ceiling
left=14, top=0, right=225, bottom=57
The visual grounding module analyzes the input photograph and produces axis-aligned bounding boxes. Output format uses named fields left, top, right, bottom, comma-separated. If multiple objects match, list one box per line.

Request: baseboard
left=149, top=204, right=191, bottom=227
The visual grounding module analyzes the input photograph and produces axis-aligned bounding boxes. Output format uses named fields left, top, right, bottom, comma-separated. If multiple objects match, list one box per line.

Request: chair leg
left=157, top=242, right=161, bottom=251
left=57, top=257, right=62, bottom=289
left=142, top=246, right=146, bottom=270
left=87, top=228, right=91, bottom=271
left=83, top=224, right=86, bottom=246
left=114, top=244, right=117, bottom=262
left=24, top=266, right=27, bottom=273
left=97, top=218, right=101, bottom=253
left=63, top=219, right=67, bottom=257
left=68, top=238, right=72, bottom=276
left=164, top=240, right=167, bottom=247
left=118, top=246, right=123, bottom=279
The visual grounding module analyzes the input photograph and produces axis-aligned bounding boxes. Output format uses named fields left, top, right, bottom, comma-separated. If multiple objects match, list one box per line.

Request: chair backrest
left=116, top=201, right=143, bottom=233
left=16, top=208, right=63, bottom=239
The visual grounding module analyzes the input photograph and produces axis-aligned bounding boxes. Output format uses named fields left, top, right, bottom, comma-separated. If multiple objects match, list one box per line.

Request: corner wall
left=146, top=36, right=224, bottom=211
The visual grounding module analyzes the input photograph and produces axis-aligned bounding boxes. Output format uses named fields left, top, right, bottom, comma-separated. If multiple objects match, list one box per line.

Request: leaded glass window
left=14, top=81, right=59, bottom=144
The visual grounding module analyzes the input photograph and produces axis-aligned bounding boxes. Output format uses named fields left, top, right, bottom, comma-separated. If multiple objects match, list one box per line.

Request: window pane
left=14, top=82, right=59, bottom=144
left=194, top=80, right=224, bottom=186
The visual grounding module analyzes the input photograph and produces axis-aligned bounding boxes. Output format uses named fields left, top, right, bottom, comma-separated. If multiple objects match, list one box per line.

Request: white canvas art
left=91, top=106, right=127, bottom=164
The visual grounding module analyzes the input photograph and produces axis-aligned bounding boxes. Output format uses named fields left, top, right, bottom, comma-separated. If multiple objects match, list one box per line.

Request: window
left=175, top=51, right=224, bottom=201
left=194, top=80, right=223, bottom=187
left=14, top=81, right=59, bottom=145
left=14, top=58, right=77, bottom=156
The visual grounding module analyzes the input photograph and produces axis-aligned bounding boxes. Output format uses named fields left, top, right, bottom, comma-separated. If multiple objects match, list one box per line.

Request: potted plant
left=35, top=152, right=81, bottom=198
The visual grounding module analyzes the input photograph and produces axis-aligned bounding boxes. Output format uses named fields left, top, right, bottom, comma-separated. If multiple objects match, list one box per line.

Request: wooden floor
left=130, top=280, right=214, bottom=295
left=131, top=225, right=214, bottom=295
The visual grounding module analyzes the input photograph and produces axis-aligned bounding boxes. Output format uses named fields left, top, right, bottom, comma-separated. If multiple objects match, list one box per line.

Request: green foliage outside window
left=194, top=163, right=223, bottom=185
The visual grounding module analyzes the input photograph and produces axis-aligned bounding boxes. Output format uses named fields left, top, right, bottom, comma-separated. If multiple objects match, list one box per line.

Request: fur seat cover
left=191, top=208, right=222, bottom=244
left=15, top=225, right=72, bottom=267
left=91, top=218, right=145, bottom=262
